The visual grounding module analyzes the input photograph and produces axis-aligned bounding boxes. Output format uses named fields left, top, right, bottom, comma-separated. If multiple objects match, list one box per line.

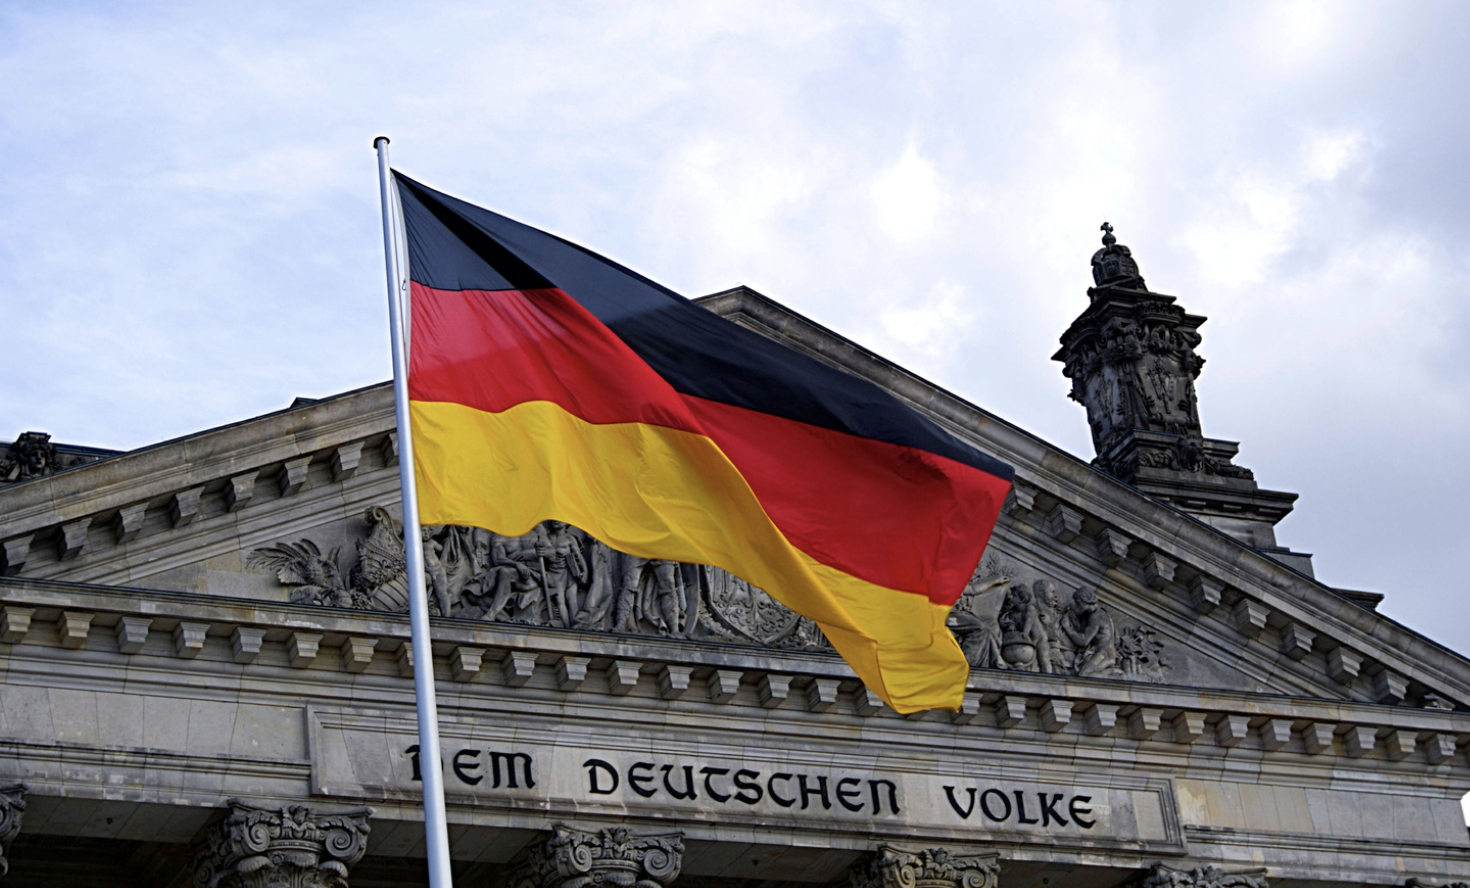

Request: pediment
left=3, top=290, right=1468, bottom=715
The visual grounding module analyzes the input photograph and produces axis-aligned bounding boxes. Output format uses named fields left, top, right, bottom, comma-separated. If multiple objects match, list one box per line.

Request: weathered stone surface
left=509, top=823, right=683, bottom=888
left=189, top=798, right=371, bottom=888
left=0, top=784, right=26, bottom=878
left=1138, top=863, right=1268, bottom=888
left=850, top=846, right=1000, bottom=888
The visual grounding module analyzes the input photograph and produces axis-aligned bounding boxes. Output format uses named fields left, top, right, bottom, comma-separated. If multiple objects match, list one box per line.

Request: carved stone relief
left=248, top=507, right=831, bottom=653
left=508, top=824, right=683, bottom=888
left=0, top=783, right=26, bottom=878
left=0, top=432, right=106, bottom=484
left=248, top=509, right=1183, bottom=681
left=1138, top=863, right=1268, bottom=888
left=947, top=555, right=1171, bottom=683
left=189, top=798, right=372, bottom=888
left=849, top=845, right=1000, bottom=888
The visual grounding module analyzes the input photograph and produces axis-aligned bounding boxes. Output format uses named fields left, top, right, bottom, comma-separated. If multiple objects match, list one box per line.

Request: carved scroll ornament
left=850, top=846, right=1000, bottom=888
left=190, top=799, right=372, bottom=888
left=510, top=824, right=683, bottom=888
left=0, top=783, right=26, bottom=878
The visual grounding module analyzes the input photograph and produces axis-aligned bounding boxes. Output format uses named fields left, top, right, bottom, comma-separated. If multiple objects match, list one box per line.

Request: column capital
left=511, top=823, right=684, bottom=888
left=1140, top=864, right=1268, bottom=888
left=0, top=784, right=27, bottom=878
left=190, top=798, right=372, bottom=888
left=851, top=846, right=1000, bottom=888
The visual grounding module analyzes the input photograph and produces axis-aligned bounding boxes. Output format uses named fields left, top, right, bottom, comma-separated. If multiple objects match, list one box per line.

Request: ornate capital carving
left=0, top=783, right=27, bottom=877
left=850, top=846, right=1000, bottom=888
left=190, top=798, right=372, bottom=888
left=511, top=824, right=683, bottom=888
left=1139, top=863, right=1268, bottom=888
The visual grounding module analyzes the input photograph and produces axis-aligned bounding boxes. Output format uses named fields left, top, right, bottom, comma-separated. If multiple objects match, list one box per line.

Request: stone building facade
left=0, top=230, right=1465, bottom=887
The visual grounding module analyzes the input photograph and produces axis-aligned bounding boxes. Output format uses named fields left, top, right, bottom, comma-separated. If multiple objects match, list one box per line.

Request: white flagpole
left=374, top=135, right=455, bottom=888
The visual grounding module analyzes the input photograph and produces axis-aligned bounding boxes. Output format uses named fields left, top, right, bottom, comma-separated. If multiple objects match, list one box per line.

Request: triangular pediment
left=3, top=289, right=1467, bottom=714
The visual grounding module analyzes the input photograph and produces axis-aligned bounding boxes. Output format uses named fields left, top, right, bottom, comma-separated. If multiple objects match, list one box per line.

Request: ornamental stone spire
left=1054, top=225, right=1304, bottom=564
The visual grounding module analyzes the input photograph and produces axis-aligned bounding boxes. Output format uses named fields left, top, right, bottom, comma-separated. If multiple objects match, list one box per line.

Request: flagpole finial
left=374, top=135, right=391, bottom=148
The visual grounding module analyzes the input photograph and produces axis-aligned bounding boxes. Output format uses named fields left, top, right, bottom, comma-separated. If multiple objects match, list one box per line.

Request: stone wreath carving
left=947, top=555, right=1171, bottom=682
left=248, top=506, right=832, bottom=653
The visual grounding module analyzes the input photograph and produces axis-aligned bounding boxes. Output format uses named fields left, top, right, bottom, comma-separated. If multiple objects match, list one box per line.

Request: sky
left=1, top=1, right=1467, bottom=655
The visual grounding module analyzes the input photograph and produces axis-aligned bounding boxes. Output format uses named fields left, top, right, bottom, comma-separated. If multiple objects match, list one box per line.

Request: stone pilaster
left=0, top=784, right=27, bottom=878
left=850, top=846, right=1000, bottom=888
left=509, top=823, right=684, bottom=888
left=1138, top=863, right=1268, bottom=888
left=189, top=798, right=372, bottom=888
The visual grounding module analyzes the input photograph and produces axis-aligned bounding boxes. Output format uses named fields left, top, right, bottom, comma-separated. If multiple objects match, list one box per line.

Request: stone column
left=189, top=798, right=372, bottom=888
left=1139, top=864, right=1268, bottom=888
left=850, top=846, right=1001, bottom=888
left=509, top=823, right=684, bottom=888
left=0, top=784, right=27, bottom=878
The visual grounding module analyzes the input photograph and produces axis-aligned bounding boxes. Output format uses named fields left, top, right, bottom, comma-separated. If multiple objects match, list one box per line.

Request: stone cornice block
left=1425, top=732, right=1459, bottom=765
left=1128, top=707, right=1163, bottom=740
left=808, top=678, right=840, bottom=713
left=1172, top=711, right=1206, bottom=744
left=225, top=472, right=257, bottom=512
left=757, top=674, right=791, bottom=709
left=1303, top=722, right=1336, bottom=755
left=1260, top=718, right=1293, bottom=751
left=113, top=502, right=147, bottom=544
left=1373, top=669, right=1408, bottom=705
left=1004, top=483, right=1036, bottom=521
left=1344, top=725, right=1377, bottom=758
left=556, top=655, right=590, bottom=691
left=950, top=694, right=981, bottom=725
left=173, top=621, right=208, bottom=658
left=1083, top=703, right=1118, bottom=736
left=379, top=432, right=399, bottom=467
left=452, top=646, right=485, bottom=682
left=1188, top=575, right=1223, bottom=615
left=231, top=626, right=265, bottom=664
left=1328, top=647, right=1363, bottom=684
left=708, top=670, right=741, bottom=704
left=503, top=651, right=536, bottom=687
left=59, top=517, right=91, bottom=560
left=996, top=695, right=1027, bottom=728
left=1215, top=714, right=1250, bottom=747
left=396, top=642, right=414, bottom=678
left=1142, top=552, right=1177, bottom=590
left=58, top=611, right=92, bottom=649
left=115, top=616, right=152, bottom=654
left=855, top=688, right=886, bottom=717
left=342, top=637, right=378, bottom=673
left=1095, top=528, right=1130, bottom=567
left=1231, top=599, right=1268, bottom=639
left=0, top=607, right=34, bottom=644
left=1039, top=699, right=1073, bottom=733
left=2, top=535, right=32, bottom=576
left=1383, top=729, right=1416, bottom=761
left=1280, top=622, right=1315, bottom=660
left=277, top=457, right=311, bottom=497
left=1045, top=503, right=1083, bottom=543
left=332, top=442, right=364, bottom=482
left=170, top=486, right=203, bottom=527
left=656, top=664, right=691, bottom=700
left=288, top=631, right=322, bottom=668
left=606, top=660, right=641, bottom=695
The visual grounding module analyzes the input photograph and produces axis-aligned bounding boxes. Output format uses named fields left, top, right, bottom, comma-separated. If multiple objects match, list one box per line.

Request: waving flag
left=395, top=172, right=1013, bottom=712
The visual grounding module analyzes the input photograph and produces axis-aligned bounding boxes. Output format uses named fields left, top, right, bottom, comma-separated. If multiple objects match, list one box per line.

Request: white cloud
left=872, top=140, right=945, bottom=242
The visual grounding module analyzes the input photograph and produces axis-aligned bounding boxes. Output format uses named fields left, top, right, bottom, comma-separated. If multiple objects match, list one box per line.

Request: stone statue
left=997, top=583, right=1052, bottom=673
left=0, top=432, right=59, bottom=482
left=618, top=556, right=687, bottom=637
left=1060, top=586, right=1116, bottom=677
left=950, top=610, right=1003, bottom=669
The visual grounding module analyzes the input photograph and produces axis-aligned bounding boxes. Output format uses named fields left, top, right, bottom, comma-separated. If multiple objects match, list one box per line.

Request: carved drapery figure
left=1138, top=863, right=1267, bottom=888
left=0, top=783, right=27, bottom=878
left=849, top=846, right=1000, bottom=888
left=189, top=799, right=372, bottom=888
left=509, top=824, right=683, bottom=888
left=1059, top=586, right=1116, bottom=677
left=996, top=584, right=1052, bottom=673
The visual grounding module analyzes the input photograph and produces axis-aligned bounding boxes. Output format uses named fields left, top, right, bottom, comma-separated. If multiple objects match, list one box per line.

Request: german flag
left=395, top=173, right=1013, bottom=713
